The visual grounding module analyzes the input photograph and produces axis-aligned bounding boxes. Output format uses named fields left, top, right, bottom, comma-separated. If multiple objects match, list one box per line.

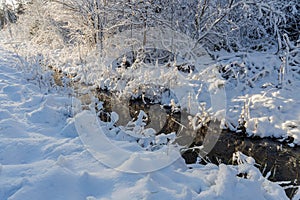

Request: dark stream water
left=94, top=90, right=299, bottom=199
left=183, top=130, right=300, bottom=199
left=52, top=48, right=299, bottom=199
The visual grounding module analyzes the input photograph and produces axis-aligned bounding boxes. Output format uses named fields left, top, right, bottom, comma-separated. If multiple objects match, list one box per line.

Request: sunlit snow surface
left=0, top=0, right=16, bottom=9
left=41, top=26, right=299, bottom=146
left=0, top=46, right=292, bottom=199
left=0, top=0, right=29, bottom=9
left=215, top=51, right=300, bottom=145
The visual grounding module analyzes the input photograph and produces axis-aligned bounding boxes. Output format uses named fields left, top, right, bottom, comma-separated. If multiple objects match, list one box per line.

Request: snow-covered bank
left=0, top=45, right=292, bottom=199
left=217, top=51, right=300, bottom=145
left=1, top=0, right=299, bottom=145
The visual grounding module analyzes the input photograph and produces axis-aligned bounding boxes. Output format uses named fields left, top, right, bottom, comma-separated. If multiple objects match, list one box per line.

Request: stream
left=52, top=48, right=299, bottom=199
left=94, top=89, right=299, bottom=199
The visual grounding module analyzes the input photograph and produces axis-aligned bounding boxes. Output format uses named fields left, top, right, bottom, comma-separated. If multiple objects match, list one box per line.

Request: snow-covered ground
left=216, top=51, right=300, bottom=145
left=0, top=42, right=294, bottom=199
left=1, top=1, right=299, bottom=197
left=55, top=38, right=300, bottom=146
left=1, top=0, right=299, bottom=145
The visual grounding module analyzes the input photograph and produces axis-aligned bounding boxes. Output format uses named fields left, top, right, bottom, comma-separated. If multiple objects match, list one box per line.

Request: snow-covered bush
left=0, top=4, right=17, bottom=28
left=0, top=0, right=27, bottom=28
left=3, top=0, right=299, bottom=63
left=192, top=0, right=299, bottom=52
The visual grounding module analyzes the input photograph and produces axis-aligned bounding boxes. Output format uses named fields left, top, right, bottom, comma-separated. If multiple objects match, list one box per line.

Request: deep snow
left=0, top=43, right=294, bottom=199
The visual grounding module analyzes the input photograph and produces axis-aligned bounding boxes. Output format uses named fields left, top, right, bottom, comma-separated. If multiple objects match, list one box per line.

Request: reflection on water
left=96, top=90, right=299, bottom=198
left=182, top=130, right=299, bottom=199
left=53, top=65, right=299, bottom=198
